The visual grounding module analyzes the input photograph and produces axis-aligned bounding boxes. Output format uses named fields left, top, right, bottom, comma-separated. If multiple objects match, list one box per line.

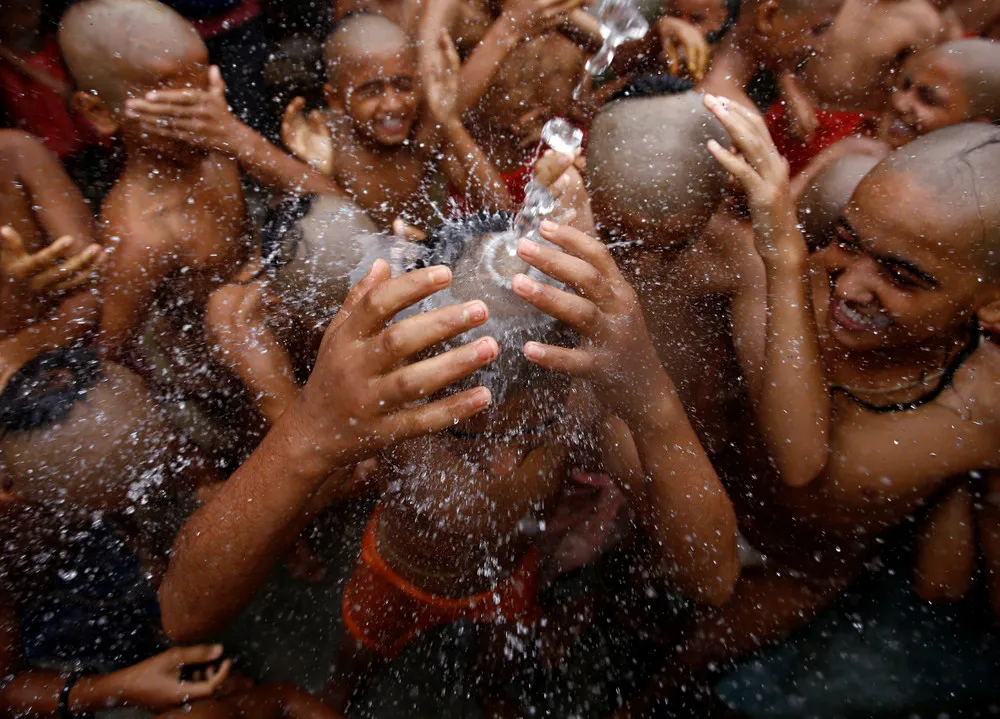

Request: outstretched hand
left=281, top=96, right=334, bottom=174
left=703, top=94, right=802, bottom=262
left=125, top=66, right=244, bottom=154
left=106, top=644, right=231, bottom=711
left=512, top=221, right=665, bottom=423
left=422, top=29, right=462, bottom=127
left=287, top=260, right=498, bottom=466
left=1, top=225, right=104, bottom=296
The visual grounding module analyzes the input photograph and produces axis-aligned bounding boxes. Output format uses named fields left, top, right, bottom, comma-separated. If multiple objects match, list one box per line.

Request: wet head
left=816, top=124, right=1000, bottom=354
left=797, top=153, right=882, bottom=252
left=323, top=14, right=419, bottom=147
left=747, top=0, right=843, bottom=71
left=261, top=192, right=384, bottom=333
left=587, top=90, right=729, bottom=249
left=878, top=39, right=1000, bottom=149
left=0, top=348, right=178, bottom=515
left=59, top=0, right=210, bottom=155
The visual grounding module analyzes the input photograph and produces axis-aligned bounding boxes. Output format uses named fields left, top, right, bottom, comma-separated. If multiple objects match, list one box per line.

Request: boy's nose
left=835, top=260, right=878, bottom=305
left=891, top=87, right=915, bottom=119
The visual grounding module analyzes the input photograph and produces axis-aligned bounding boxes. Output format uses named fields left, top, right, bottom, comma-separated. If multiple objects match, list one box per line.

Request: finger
left=137, top=117, right=205, bottom=134
left=28, top=245, right=102, bottom=291
left=143, top=88, right=204, bottom=104
left=372, top=299, right=490, bottom=373
left=183, top=659, right=232, bottom=700
left=438, top=29, right=461, bottom=72
left=172, top=643, right=225, bottom=667
left=517, top=237, right=613, bottom=303
left=387, top=386, right=493, bottom=439
left=127, top=100, right=208, bottom=121
left=348, top=265, right=454, bottom=337
left=523, top=342, right=595, bottom=377
left=283, top=96, right=307, bottom=127
left=535, top=220, right=620, bottom=280
left=534, top=150, right=575, bottom=188
left=327, top=259, right=391, bottom=336
left=512, top=273, right=601, bottom=336
left=378, top=335, right=499, bottom=408
left=706, top=138, right=759, bottom=189
left=20, top=236, right=75, bottom=275
left=704, top=95, right=768, bottom=167
left=0, top=225, right=27, bottom=259
left=209, top=65, right=226, bottom=99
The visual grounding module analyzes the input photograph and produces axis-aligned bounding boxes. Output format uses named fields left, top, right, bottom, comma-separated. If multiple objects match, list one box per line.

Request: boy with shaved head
left=280, top=13, right=510, bottom=230
left=58, top=0, right=342, bottom=364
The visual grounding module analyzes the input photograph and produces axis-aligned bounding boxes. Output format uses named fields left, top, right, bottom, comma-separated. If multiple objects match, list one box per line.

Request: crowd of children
left=1, top=0, right=999, bottom=715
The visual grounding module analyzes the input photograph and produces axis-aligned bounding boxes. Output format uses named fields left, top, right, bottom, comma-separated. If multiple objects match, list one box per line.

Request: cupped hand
left=1, top=226, right=104, bottom=296
left=109, top=644, right=231, bottom=711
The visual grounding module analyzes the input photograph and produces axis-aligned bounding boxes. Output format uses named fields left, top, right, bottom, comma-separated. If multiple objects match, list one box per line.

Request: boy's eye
left=883, top=265, right=920, bottom=288
left=689, top=12, right=704, bottom=22
left=393, top=78, right=414, bottom=93
left=900, top=75, right=913, bottom=91
left=917, top=85, right=941, bottom=107
left=811, top=19, right=834, bottom=36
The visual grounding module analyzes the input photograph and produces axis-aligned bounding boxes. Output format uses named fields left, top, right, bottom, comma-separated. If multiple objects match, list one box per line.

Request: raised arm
left=705, top=94, right=830, bottom=488
left=512, top=221, right=739, bottom=605
left=159, top=261, right=500, bottom=641
left=125, top=67, right=343, bottom=197
left=421, top=30, right=512, bottom=211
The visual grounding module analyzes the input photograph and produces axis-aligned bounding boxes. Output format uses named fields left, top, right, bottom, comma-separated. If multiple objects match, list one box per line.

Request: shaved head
left=861, top=123, right=1000, bottom=276
left=59, top=0, right=206, bottom=110
left=587, top=91, right=729, bottom=245
left=921, top=39, right=1000, bottom=120
left=799, top=153, right=881, bottom=249
left=323, top=13, right=411, bottom=83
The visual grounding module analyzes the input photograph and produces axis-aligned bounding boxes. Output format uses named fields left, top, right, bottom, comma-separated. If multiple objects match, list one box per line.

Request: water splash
left=573, top=0, right=649, bottom=100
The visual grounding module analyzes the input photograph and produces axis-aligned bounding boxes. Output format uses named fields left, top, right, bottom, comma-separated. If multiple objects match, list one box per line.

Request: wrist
left=70, top=674, right=122, bottom=713
left=224, top=118, right=259, bottom=159
left=269, top=399, right=353, bottom=484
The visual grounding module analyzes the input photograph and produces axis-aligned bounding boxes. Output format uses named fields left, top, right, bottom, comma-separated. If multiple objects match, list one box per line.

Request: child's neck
left=826, top=331, right=973, bottom=393
left=706, top=20, right=763, bottom=99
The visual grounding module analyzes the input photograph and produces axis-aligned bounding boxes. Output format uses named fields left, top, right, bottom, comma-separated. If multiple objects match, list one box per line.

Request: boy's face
left=878, top=54, right=975, bottom=149
left=813, top=171, right=987, bottom=353
left=757, top=6, right=838, bottom=70
left=332, top=44, right=419, bottom=147
left=666, top=0, right=727, bottom=37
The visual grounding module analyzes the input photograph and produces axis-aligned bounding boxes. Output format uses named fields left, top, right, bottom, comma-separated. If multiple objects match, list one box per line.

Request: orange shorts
left=342, top=505, right=540, bottom=659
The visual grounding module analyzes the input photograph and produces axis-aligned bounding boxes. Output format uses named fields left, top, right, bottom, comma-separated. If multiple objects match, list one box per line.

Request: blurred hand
left=502, top=0, right=584, bottom=38
left=124, top=66, right=243, bottom=154
left=422, top=30, right=461, bottom=126
left=107, top=645, right=231, bottom=711
left=512, top=221, right=665, bottom=423
left=281, top=96, right=334, bottom=175
left=656, top=16, right=709, bottom=80
left=533, top=149, right=594, bottom=234
left=286, top=260, right=498, bottom=466
left=1, top=225, right=104, bottom=296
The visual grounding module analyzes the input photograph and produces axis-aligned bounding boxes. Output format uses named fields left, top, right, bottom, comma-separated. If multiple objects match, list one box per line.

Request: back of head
left=323, top=13, right=411, bottom=83
left=59, top=0, right=205, bottom=110
left=859, top=123, right=1000, bottom=277
left=798, top=153, right=881, bottom=249
left=923, top=39, right=1000, bottom=121
left=420, top=213, right=572, bottom=411
left=0, top=347, right=175, bottom=512
left=588, top=91, right=729, bottom=245
left=262, top=193, right=384, bottom=326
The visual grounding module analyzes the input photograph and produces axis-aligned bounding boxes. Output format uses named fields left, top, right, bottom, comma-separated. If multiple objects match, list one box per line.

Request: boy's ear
left=71, top=90, right=118, bottom=137
left=323, top=82, right=343, bottom=112
left=754, top=0, right=780, bottom=35
left=976, top=294, right=1000, bottom=335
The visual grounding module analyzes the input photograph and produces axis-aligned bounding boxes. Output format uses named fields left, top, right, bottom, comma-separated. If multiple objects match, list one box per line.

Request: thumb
left=209, top=66, right=226, bottom=98
left=1, top=225, right=26, bottom=258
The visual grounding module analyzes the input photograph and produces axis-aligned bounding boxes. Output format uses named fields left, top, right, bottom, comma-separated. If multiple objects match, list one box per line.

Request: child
left=0, top=130, right=104, bottom=389
left=677, top=104, right=1000, bottom=690
left=58, top=0, right=342, bottom=362
left=280, top=14, right=510, bottom=230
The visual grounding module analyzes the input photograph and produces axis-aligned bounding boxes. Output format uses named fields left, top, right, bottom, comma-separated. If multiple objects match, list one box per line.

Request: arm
left=159, top=261, right=499, bottom=641
left=705, top=94, right=829, bottom=488
left=422, top=30, right=512, bottom=211
left=913, top=481, right=975, bottom=602
left=512, top=221, right=739, bottom=605
left=125, top=68, right=343, bottom=197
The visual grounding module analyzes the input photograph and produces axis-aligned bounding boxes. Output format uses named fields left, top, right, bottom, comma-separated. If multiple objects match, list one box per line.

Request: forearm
left=159, top=409, right=339, bottom=641
left=628, top=384, right=739, bottom=606
left=758, top=242, right=829, bottom=487
left=0, top=291, right=98, bottom=369
left=456, top=16, right=524, bottom=118
left=440, top=118, right=512, bottom=211
left=227, top=121, right=343, bottom=197
left=1, top=671, right=127, bottom=716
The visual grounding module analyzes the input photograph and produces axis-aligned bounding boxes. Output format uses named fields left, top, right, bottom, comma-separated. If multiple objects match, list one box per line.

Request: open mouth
left=377, top=117, right=407, bottom=135
left=832, top=298, right=892, bottom=332
left=885, top=116, right=916, bottom=142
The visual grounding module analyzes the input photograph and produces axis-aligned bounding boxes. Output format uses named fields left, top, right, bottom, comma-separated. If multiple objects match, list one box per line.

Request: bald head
left=59, top=0, right=206, bottom=110
left=798, top=153, right=881, bottom=249
left=262, top=193, right=383, bottom=326
left=921, top=39, right=1000, bottom=120
left=323, top=14, right=411, bottom=84
left=587, top=91, right=729, bottom=245
left=862, top=123, right=1000, bottom=276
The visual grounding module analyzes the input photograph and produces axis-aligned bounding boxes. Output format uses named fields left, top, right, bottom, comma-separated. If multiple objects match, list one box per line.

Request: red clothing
left=342, top=504, right=540, bottom=659
left=501, top=164, right=533, bottom=205
left=765, top=102, right=871, bottom=176
left=189, top=0, right=261, bottom=39
left=0, top=37, right=102, bottom=158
